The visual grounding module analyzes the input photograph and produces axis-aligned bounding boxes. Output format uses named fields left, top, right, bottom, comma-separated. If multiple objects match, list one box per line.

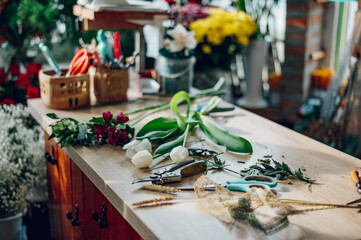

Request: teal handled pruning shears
left=177, top=175, right=277, bottom=192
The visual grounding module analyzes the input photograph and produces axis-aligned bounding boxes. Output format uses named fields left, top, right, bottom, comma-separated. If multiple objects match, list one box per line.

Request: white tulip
left=170, top=146, right=189, bottom=163
left=131, top=150, right=153, bottom=168
left=123, top=139, right=152, bottom=158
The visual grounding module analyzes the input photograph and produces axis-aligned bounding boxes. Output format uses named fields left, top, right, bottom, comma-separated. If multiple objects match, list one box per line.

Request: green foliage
left=193, top=112, right=253, bottom=154
left=247, top=158, right=315, bottom=183
left=136, top=91, right=253, bottom=157
left=0, top=0, right=78, bottom=64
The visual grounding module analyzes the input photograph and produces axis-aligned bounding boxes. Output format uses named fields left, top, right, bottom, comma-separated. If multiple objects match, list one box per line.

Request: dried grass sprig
left=132, top=196, right=176, bottom=206
left=143, top=184, right=181, bottom=194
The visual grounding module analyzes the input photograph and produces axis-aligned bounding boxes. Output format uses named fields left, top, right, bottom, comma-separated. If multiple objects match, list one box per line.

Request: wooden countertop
left=28, top=97, right=361, bottom=239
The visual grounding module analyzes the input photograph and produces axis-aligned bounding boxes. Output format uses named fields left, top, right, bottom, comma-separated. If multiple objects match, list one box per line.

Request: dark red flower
left=27, top=86, right=40, bottom=98
left=0, top=97, right=16, bottom=105
left=9, top=64, right=20, bottom=76
left=15, top=73, right=30, bottom=88
left=108, top=126, right=116, bottom=134
left=115, top=112, right=129, bottom=124
left=0, top=69, right=6, bottom=86
left=107, top=135, right=116, bottom=145
left=103, top=111, right=113, bottom=124
left=26, top=62, right=42, bottom=76
left=93, top=123, right=105, bottom=135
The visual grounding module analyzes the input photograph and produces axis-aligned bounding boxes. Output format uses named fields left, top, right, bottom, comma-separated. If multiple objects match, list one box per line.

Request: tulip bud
left=131, top=150, right=153, bottom=168
left=170, top=146, right=189, bottom=163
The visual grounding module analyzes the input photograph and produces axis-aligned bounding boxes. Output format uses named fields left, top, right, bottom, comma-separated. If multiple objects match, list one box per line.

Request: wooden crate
left=39, top=69, right=90, bottom=110
left=90, top=66, right=128, bottom=104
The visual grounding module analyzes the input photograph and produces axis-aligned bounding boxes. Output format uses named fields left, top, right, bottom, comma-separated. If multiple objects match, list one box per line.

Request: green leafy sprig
left=245, top=156, right=315, bottom=183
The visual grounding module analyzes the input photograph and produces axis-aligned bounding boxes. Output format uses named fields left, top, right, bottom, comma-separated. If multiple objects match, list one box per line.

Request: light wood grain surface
left=28, top=97, right=361, bottom=240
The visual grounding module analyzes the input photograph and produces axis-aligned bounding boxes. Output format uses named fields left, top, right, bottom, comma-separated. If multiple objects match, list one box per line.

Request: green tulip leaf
left=170, top=91, right=191, bottom=131
left=193, top=112, right=253, bottom=154
left=154, top=132, right=186, bottom=155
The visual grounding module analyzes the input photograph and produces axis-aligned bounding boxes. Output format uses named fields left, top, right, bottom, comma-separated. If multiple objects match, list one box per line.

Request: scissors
left=66, top=48, right=91, bottom=76
left=132, top=159, right=206, bottom=185
left=177, top=175, right=277, bottom=192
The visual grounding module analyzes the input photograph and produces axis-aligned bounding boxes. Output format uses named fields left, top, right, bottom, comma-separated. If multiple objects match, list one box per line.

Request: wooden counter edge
left=27, top=99, right=160, bottom=240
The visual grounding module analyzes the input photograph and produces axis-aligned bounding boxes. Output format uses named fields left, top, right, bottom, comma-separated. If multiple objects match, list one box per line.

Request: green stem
left=129, top=104, right=169, bottom=126
left=124, top=102, right=169, bottom=115
left=144, top=162, right=176, bottom=172
left=182, top=124, right=191, bottom=147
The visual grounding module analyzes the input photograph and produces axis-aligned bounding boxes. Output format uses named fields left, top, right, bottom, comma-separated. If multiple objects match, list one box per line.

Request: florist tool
left=39, top=43, right=62, bottom=76
left=176, top=175, right=277, bottom=192
left=66, top=49, right=91, bottom=76
left=132, top=160, right=206, bottom=185
left=346, top=170, right=361, bottom=206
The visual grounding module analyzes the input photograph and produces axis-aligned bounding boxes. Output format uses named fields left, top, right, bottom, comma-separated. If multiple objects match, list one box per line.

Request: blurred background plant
left=0, top=104, right=45, bottom=218
left=0, top=0, right=78, bottom=66
left=189, top=7, right=257, bottom=70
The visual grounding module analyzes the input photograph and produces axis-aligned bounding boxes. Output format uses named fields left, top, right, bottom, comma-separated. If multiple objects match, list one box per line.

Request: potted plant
left=157, top=24, right=197, bottom=94
left=0, top=104, right=45, bottom=238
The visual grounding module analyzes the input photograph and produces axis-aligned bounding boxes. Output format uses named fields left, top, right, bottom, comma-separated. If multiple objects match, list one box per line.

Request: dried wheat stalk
left=144, top=184, right=181, bottom=193
left=132, top=196, right=176, bottom=206
left=280, top=199, right=361, bottom=209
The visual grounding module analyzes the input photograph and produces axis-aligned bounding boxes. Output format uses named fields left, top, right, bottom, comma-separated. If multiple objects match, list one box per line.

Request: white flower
left=123, top=139, right=152, bottom=158
left=131, top=150, right=153, bottom=168
left=165, top=24, right=197, bottom=54
left=170, top=146, right=189, bottom=163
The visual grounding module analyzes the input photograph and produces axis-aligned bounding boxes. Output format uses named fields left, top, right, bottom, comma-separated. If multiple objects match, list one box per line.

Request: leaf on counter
left=154, top=132, right=186, bottom=155
left=193, top=112, right=253, bottom=154
left=46, top=113, right=60, bottom=119
left=136, top=117, right=181, bottom=142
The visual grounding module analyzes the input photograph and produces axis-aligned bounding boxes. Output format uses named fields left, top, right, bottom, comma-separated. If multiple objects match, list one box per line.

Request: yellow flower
left=189, top=20, right=208, bottom=43
left=237, top=35, right=249, bottom=45
left=202, top=44, right=212, bottom=54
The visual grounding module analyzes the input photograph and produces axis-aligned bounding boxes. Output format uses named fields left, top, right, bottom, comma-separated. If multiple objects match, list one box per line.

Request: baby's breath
left=0, top=104, right=45, bottom=218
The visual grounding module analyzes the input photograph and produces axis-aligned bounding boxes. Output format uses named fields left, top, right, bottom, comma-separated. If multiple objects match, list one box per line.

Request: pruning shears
left=177, top=175, right=277, bottom=192
left=132, top=159, right=206, bottom=185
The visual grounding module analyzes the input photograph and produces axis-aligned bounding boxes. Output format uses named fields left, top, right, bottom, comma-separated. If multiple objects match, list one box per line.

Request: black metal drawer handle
left=66, top=204, right=79, bottom=227
left=45, top=144, right=57, bottom=165
left=92, top=203, right=108, bottom=228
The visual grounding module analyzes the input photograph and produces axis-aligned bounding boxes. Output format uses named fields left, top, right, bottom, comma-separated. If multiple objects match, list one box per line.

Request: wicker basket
left=90, top=66, right=128, bottom=104
left=39, top=69, right=90, bottom=109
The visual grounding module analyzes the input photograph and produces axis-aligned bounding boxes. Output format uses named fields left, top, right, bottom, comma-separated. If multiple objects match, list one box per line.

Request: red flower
left=115, top=112, right=129, bottom=124
left=27, top=86, right=40, bottom=98
left=93, top=123, right=105, bottom=135
left=26, top=62, right=42, bottom=76
left=103, top=111, right=113, bottom=124
left=9, top=64, right=20, bottom=76
left=0, top=97, right=16, bottom=105
left=108, top=126, right=116, bottom=134
left=107, top=135, right=116, bottom=145
left=15, top=73, right=30, bottom=88
left=0, top=69, right=6, bottom=86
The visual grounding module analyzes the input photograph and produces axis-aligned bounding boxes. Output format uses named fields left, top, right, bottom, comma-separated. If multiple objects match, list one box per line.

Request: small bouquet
left=189, top=8, right=257, bottom=69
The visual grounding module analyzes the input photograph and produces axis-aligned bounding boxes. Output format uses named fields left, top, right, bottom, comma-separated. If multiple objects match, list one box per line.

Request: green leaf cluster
left=135, top=91, right=253, bottom=156
left=248, top=158, right=315, bottom=184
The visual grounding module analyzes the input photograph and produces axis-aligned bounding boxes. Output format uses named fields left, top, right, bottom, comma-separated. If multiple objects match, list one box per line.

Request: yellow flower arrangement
left=190, top=8, right=257, bottom=48
left=189, top=8, right=257, bottom=69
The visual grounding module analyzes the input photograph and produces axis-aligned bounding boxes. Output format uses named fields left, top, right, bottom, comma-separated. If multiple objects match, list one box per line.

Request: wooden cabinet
left=44, top=132, right=142, bottom=240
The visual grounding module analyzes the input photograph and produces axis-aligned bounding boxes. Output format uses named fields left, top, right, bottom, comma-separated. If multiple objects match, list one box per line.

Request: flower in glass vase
left=158, top=24, right=197, bottom=93
left=189, top=8, right=257, bottom=70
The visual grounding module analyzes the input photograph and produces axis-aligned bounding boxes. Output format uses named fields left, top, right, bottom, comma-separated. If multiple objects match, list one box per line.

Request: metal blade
left=346, top=198, right=361, bottom=206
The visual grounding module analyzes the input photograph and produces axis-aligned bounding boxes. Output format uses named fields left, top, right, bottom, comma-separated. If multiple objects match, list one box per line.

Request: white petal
left=134, top=138, right=152, bottom=154
left=123, top=139, right=140, bottom=150
left=169, top=41, right=184, bottom=52
left=131, top=150, right=153, bottom=168
left=170, top=146, right=189, bottom=163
